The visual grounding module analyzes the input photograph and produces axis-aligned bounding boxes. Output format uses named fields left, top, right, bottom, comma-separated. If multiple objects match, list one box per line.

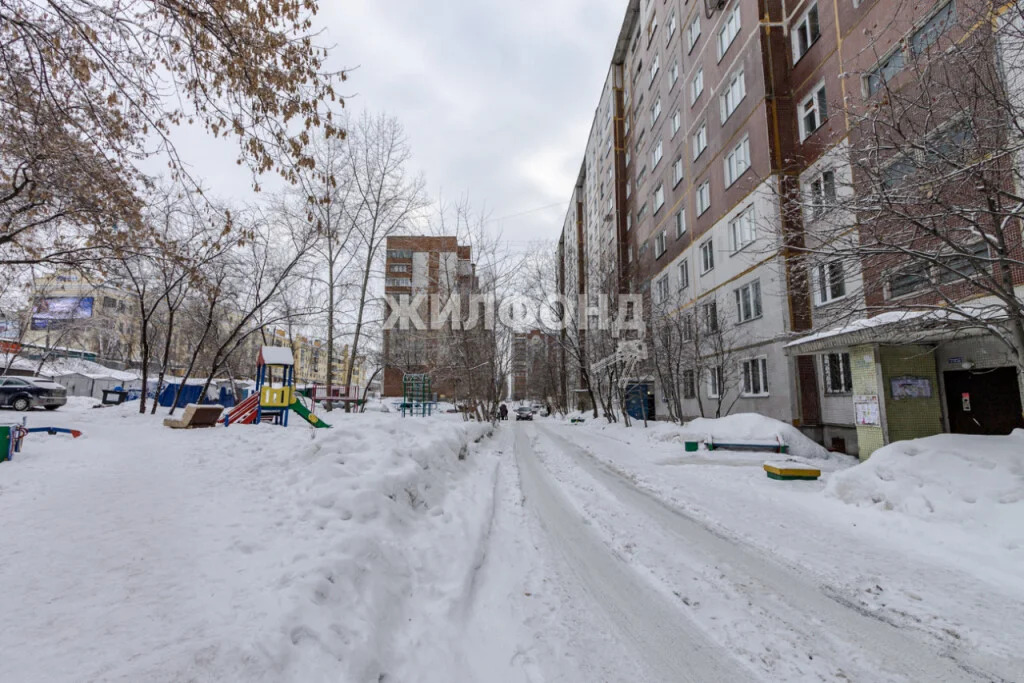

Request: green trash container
left=1, top=424, right=13, bottom=463
left=684, top=440, right=700, bottom=452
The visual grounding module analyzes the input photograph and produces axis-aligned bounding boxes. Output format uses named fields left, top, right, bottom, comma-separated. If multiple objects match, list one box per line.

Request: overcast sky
left=173, top=0, right=625, bottom=250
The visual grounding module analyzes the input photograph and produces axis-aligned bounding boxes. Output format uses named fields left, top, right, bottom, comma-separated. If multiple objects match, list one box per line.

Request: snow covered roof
left=259, top=346, right=294, bottom=366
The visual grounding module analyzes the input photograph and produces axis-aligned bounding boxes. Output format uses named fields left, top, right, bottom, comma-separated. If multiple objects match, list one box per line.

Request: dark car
left=515, top=406, right=533, bottom=421
left=0, top=377, right=68, bottom=411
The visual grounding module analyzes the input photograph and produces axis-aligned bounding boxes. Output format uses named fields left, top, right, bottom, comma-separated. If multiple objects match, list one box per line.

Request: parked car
left=515, top=406, right=534, bottom=421
left=0, top=377, right=68, bottom=411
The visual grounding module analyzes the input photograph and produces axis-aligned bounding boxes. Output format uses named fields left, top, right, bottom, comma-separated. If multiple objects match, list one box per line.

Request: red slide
left=223, top=393, right=259, bottom=425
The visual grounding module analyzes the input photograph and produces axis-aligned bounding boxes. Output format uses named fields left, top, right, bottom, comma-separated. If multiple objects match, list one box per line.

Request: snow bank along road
left=513, top=422, right=1013, bottom=682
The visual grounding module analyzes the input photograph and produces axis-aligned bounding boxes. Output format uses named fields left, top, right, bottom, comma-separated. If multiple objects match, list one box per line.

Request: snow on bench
left=705, top=434, right=789, bottom=454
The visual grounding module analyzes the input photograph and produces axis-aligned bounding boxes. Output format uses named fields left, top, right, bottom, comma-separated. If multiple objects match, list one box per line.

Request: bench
left=705, top=434, right=789, bottom=454
left=570, top=417, right=586, bottom=424
left=163, top=404, right=224, bottom=430
left=763, top=461, right=821, bottom=481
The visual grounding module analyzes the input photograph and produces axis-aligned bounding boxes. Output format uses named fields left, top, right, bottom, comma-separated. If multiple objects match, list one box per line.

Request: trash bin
left=684, top=440, right=700, bottom=452
left=102, top=389, right=128, bottom=405
left=1, top=424, right=23, bottom=462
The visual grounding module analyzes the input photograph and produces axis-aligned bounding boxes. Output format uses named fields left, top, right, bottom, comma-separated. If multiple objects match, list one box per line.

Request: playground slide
left=223, top=393, right=259, bottom=425
left=288, top=399, right=331, bottom=429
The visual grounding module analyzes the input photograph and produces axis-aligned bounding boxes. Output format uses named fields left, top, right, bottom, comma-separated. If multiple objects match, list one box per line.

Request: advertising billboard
left=30, top=296, right=94, bottom=330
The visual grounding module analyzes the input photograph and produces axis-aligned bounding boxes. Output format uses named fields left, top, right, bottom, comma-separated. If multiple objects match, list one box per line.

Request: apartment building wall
left=382, top=235, right=474, bottom=398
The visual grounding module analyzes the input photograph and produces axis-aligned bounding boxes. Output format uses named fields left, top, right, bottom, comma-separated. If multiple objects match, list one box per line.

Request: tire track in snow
left=535, top=423, right=1012, bottom=683
left=513, top=427, right=753, bottom=682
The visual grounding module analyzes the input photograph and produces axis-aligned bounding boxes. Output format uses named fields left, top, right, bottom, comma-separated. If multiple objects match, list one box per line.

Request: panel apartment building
left=382, top=236, right=476, bottom=398
left=558, top=0, right=1024, bottom=456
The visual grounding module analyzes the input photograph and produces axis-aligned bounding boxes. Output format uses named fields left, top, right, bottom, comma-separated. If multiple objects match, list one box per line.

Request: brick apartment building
left=559, top=0, right=1024, bottom=456
left=511, top=329, right=560, bottom=403
left=382, top=236, right=476, bottom=398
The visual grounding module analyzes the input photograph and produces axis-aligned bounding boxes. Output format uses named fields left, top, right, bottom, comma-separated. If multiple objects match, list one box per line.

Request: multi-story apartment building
left=559, top=0, right=1024, bottom=456
left=511, top=329, right=560, bottom=403
left=265, top=328, right=365, bottom=390
left=382, top=236, right=476, bottom=398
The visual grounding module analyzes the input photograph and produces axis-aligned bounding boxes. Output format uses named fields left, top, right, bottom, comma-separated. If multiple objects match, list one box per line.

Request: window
left=823, top=352, right=853, bottom=394
left=103, top=296, right=117, bottom=309
left=692, top=122, right=708, bottom=160
left=656, top=274, right=669, bottom=302
left=652, top=139, right=664, bottom=167
left=386, top=277, right=412, bottom=287
left=625, top=181, right=631, bottom=199
left=626, top=213, right=632, bottom=231
left=935, top=242, right=990, bottom=284
left=682, top=369, right=697, bottom=399
left=799, top=84, right=828, bottom=140
left=708, top=365, right=725, bottom=398
left=793, top=4, right=820, bottom=62
left=668, top=11, right=677, bottom=43
left=808, top=169, right=836, bottom=217
left=741, top=357, right=769, bottom=396
left=653, top=183, right=665, bottom=212
left=687, top=14, right=701, bottom=52
left=734, top=280, right=763, bottom=322
left=691, top=67, right=704, bottom=104
left=682, top=313, right=695, bottom=341
left=703, top=300, right=720, bottom=332
left=889, top=265, right=929, bottom=298
left=724, top=135, right=751, bottom=186
left=638, top=201, right=648, bottom=220
left=673, top=157, right=684, bottom=186
left=813, top=260, right=846, bottom=304
left=696, top=180, right=711, bottom=215
left=911, top=1, right=956, bottom=56
left=671, top=110, right=681, bottom=136
left=627, top=245, right=633, bottom=263
left=649, top=53, right=660, bottom=84
left=729, top=205, right=756, bottom=251
left=866, top=50, right=905, bottom=96
left=719, top=68, right=746, bottom=122
left=670, top=60, right=680, bottom=87
left=717, top=5, right=741, bottom=60
left=700, top=238, right=715, bottom=273
left=655, top=230, right=667, bottom=258
left=675, top=209, right=687, bottom=237
left=390, top=264, right=411, bottom=273
left=650, top=97, right=662, bottom=125
left=625, top=149, right=631, bottom=167
left=678, top=258, right=690, bottom=289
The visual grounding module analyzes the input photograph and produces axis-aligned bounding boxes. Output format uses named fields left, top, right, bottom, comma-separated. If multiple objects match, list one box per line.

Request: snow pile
left=826, top=432, right=1024, bottom=550
left=673, top=413, right=831, bottom=458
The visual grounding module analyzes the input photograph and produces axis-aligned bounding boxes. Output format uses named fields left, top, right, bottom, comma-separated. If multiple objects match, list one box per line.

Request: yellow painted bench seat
left=763, top=462, right=821, bottom=481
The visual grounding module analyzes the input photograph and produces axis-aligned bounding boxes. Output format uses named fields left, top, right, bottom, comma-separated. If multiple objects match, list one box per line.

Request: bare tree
left=782, top=0, right=1024, bottom=405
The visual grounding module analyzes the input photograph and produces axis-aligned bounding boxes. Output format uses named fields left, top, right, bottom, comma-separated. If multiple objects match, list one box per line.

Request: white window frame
left=792, top=3, right=821, bottom=63
left=675, top=208, right=686, bottom=237
left=670, top=59, right=680, bottom=87
left=807, top=168, right=836, bottom=218
left=708, top=365, right=724, bottom=398
left=696, top=180, right=711, bottom=216
left=717, top=5, right=741, bottom=61
left=691, top=67, right=704, bottom=105
left=813, top=259, right=847, bottom=305
left=673, top=157, right=684, bottom=186
left=652, top=139, right=664, bottom=167
left=671, top=110, right=681, bottom=136
left=650, top=97, right=662, bottom=125
left=656, top=274, right=669, bottom=302
left=799, top=83, right=828, bottom=141
left=700, top=238, right=715, bottom=273
left=729, top=204, right=756, bottom=252
left=692, top=122, right=708, bottom=160
left=724, top=134, right=751, bottom=187
left=655, top=230, right=667, bottom=258
left=650, top=53, right=660, bottom=84
left=822, top=352, right=853, bottom=394
left=734, top=279, right=763, bottom=323
left=667, top=11, right=677, bottom=44
left=741, top=357, right=769, bottom=397
left=653, top=183, right=665, bottom=212
left=719, top=68, right=746, bottom=123
left=687, top=14, right=701, bottom=52
left=678, top=258, right=690, bottom=289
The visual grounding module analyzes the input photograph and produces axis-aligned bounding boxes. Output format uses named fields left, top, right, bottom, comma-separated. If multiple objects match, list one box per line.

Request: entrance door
left=943, top=368, right=1024, bottom=435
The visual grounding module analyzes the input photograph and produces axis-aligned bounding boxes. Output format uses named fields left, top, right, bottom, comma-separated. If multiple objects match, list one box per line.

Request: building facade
left=382, top=236, right=476, bottom=398
left=558, top=0, right=1024, bottom=456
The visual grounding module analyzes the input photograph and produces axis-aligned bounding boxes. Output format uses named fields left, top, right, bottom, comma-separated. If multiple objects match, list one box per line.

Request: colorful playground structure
left=221, top=346, right=330, bottom=429
left=1, top=418, right=82, bottom=462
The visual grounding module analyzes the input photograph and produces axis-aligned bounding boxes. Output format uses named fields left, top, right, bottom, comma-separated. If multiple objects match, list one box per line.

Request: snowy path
left=519, top=423, right=1008, bottom=682
left=512, top=426, right=753, bottom=681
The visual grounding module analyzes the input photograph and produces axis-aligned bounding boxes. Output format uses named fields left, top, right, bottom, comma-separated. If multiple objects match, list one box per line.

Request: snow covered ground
left=2, top=402, right=1021, bottom=682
